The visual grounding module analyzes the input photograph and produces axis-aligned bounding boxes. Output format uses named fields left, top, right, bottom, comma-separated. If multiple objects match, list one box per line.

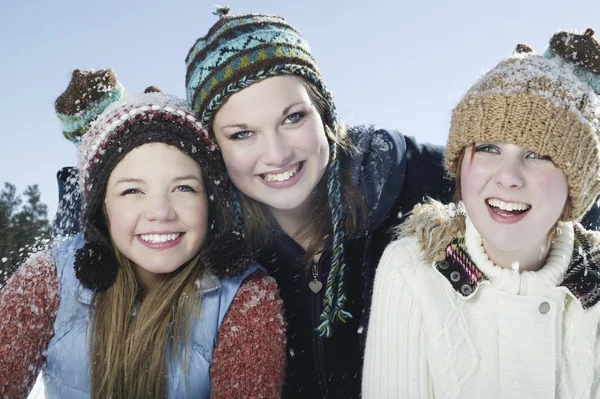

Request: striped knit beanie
left=185, top=7, right=348, bottom=337
left=55, top=69, right=125, bottom=144
left=56, top=69, right=251, bottom=291
left=447, top=28, right=600, bottom=221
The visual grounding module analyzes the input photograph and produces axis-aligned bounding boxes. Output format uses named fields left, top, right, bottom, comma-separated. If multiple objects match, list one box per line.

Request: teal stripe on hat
left=186, top=25, right=313, bottom=106
left=192, top=44, right=317, bottom=113
left=189, top=23, right=312, bottom=86
left=58, top=82, right=125, bottom=143
left=186, top=14, right=294, bottom=66
left=544, top=48, right=600, bottom=95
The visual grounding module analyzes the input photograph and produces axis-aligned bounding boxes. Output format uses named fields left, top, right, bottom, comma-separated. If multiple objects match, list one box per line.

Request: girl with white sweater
left=363, top=29, right=600, bottom=398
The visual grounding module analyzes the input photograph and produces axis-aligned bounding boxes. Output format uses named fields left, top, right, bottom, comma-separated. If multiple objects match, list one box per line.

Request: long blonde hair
left=89, top=235, right=206, bottom=399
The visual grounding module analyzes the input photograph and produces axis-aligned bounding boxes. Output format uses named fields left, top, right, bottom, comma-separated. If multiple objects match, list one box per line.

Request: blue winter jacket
left=43, top=233, right=260, bottom=398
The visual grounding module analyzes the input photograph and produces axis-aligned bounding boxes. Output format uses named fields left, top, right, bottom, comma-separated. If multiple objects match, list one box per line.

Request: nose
left=144, top=194, right=176, bottom=221
left=495, top=158, right=524, bottom=189
left=262, top=132, right=293, bottom=167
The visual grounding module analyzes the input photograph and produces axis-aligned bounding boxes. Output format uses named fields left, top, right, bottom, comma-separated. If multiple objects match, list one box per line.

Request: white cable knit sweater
left=363, top=210, right=600, bottom=399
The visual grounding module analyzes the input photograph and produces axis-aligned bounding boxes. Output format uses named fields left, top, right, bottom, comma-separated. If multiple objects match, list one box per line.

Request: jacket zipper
left=312, top=258, right=328, bottom=398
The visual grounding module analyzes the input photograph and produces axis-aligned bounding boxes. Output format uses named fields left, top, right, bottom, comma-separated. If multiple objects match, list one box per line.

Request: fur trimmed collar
left=400, top=201, right=600, bottom=308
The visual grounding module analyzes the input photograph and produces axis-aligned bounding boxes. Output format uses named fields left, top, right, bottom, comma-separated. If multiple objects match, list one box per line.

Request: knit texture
left=185, top=13, right=336, bottom=131
left=210, top=272, right=287, bottom=398
left=446, top=29, right=600, bottom=221
left=55, top=69, right=251, bottom=290
left=363, top=203, right=600, bottom=398
left=185, top=8, right=349, bottom=335
left=55, top=69, right=124, bottom=144
left=0, top=251, right=59, bottom=398
left=0, top=253, right=286, bottom=397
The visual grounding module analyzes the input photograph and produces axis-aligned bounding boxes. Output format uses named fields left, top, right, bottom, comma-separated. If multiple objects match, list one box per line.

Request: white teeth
left=487, top=198, right=530, bottom=211
left=140, top=233, right=181, bottom=243
left=263, top=163, right=301, bottom=182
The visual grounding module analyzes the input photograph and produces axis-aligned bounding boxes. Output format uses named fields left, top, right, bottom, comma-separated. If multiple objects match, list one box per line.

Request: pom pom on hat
left=55, top=69, right=124, bottom=144
left=57, top=67, right=253, bottom=291
left=549, top=27, right=600, bottom=74
left=74, top=241, right=118, bottom=291
left=185, top=7, right=348, bottom=336
left=447, top=28, right=600, bottom=221
left=144, top=85, right=161, bottom=93
left=514, top=43, right=534, bottom=54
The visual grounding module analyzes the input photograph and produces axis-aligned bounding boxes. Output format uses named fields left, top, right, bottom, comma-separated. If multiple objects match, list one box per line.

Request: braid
left=317, top=143, right=351, bottom=337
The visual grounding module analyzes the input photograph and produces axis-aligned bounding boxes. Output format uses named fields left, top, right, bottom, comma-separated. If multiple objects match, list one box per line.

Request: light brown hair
left=88, top=213, right=206, bottom=398
left=233, top=79, right=368, bottom=270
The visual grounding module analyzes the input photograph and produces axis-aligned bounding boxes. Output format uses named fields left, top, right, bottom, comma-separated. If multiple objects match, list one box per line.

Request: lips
left=486, top=198, right=531, bottom=221
left=139, top=233, right=182, bottom=243
left=136, top=232, right=184, bottom=249
left=260, top=162, right=303, bottom=182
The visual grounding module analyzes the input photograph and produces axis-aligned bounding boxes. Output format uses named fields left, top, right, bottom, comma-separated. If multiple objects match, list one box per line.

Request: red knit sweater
left=0, top=250, right=286, bottom=398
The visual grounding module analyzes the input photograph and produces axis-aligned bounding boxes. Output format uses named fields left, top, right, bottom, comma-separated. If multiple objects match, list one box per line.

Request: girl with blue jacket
left=0, top=69, right=286, bottom=398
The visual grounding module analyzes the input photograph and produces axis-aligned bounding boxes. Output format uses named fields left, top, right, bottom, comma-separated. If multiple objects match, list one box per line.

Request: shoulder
left=395, top=200, right=466, bottom=264
left=229, top=271, right=284, bottom=318
left=344, top=126, right=408, bottom=227
left=6, top=249, right=57, bottom=289
left=561, top=223, right=600, bottom=309
left=347, top=125, right=406, bottom=161
left=379, top=235, right=423, bottom=273
left=211, top=271, right=286, bottom=397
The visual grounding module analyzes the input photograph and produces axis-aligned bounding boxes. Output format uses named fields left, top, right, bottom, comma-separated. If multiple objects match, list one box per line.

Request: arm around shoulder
left=210, top=271, right=286, bottom=399
left=362, top=236, right=431, bottom=398
left=0, top=249, right=60, bottom=398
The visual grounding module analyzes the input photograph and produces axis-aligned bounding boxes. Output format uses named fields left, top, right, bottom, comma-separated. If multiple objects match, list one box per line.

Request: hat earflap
left=74, top=240, right=118, bottom=291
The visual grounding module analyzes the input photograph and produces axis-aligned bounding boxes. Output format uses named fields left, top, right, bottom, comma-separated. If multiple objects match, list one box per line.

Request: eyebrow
left=282, top=101, right=308, bottom=116
left=114, top=178, right=145, bottom=186
left=222, top=122, right=249, bottom=130
left=114, top=175, right=202, bottom=185
left=173, top=175, right=203, bottom=183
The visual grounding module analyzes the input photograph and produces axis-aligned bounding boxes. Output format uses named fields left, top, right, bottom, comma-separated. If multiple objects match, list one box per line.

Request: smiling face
left=212, top=75, right=330, bottom=217
left=104, top=143, right=208, bottom=290
left=460, top=142, right=568, bottom=257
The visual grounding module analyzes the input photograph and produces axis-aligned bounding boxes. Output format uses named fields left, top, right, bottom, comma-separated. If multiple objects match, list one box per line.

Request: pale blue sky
left=1, top=0, right=599, bottom=217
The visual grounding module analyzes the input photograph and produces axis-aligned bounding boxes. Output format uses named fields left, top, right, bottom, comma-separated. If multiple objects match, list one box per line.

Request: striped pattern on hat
left=447, top=29, right=600, bottom=221
left=56, top=69, right=125, bottom=144
left=77, top=92, right=214, bottom=197
left=185, top=9, right=350, bottom=336
left=185, top=12, right=337, bottom=133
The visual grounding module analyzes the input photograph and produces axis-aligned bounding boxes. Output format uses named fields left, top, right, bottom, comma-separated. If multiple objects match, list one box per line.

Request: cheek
left=460, top=159, right=493, bottom=201
left=218, top=143, right=255, bottom=179
left=535, top=169, right=569, bottom=205
left=105, top=199, right=137, bottom=242
left=178, top=197, right=209, bottom=231
left=303, top=121, right=330, bottom=165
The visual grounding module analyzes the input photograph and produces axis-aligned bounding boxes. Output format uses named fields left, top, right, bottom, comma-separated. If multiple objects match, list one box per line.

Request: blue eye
left=526, top=151, right=551, bottom=161
left=120, top=188, right=142, bottom=196
left=475, top=144, right=500, bottom=154
left=285, top=112, right=304, bottom=124
left=230, top=131, right=254, bottom=140
left=174, top=185, right=196, bottom=193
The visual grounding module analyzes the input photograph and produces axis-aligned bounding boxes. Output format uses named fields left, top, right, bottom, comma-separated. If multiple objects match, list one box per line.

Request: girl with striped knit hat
left=183, top=6, right=454, bottom=398
left=363, top=29, right=600, bottom=398
left=0, top=69, right=286, bottom=398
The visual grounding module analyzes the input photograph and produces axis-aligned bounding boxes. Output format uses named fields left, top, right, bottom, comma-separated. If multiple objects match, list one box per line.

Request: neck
left=482, top=235, right=552, bottom=272
left=270, top=203, right=314, bottom=251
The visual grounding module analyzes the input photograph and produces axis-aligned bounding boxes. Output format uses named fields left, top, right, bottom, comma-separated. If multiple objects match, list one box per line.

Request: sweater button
left=539, top=302, right=551, bottom=314
left=438, top=260, right=449, bottom=269
left=460, top=284, right=473, bottom=295
left=450, top=271, right=461, bottom=282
